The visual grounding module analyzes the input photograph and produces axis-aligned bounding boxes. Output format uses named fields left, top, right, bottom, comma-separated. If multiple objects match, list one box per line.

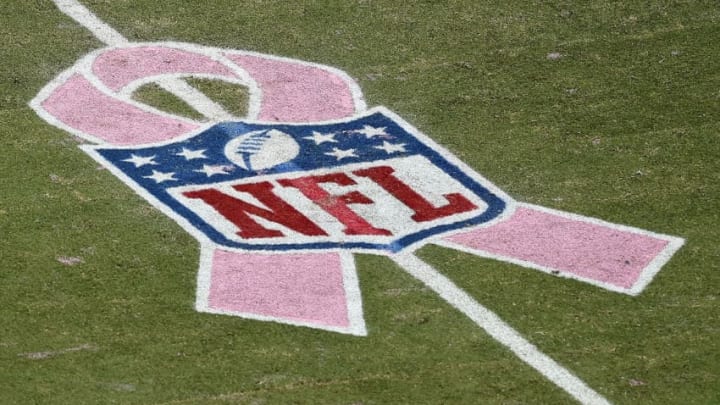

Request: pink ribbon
left=31, top=42, right=684, bottom=335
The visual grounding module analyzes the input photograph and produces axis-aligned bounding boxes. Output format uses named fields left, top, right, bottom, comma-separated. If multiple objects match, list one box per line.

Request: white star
left=194, top=164, right=231, bottom=177
left=122, top=154, right=157, bottom=168
left=143, top=170, right=177, bottom=183
left=303, top=131, right=337, bottom=145
left=325, top=147, right=358, bottom=161
left=375, top=141, right=406, bottom=154
left=176, top=148, right=207, bottom=160
left=355, top=125, right=388, bottom=139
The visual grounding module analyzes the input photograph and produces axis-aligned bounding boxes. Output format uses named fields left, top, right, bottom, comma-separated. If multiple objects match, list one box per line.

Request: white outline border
left=80, top=106, right=518, bottom=256
left=30, top=2, right=684, bottom=402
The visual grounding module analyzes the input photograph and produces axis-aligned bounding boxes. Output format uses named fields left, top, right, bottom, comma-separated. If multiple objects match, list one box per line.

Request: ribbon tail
left=195, top=245, right=367, bottom=336
left=437, top=203, right=684, bottom=295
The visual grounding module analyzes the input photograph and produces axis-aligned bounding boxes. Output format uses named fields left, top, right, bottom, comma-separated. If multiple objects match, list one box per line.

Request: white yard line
left=55, top=0, right=235, bottom=122
left=55, top=0, right=126, bottom=45
left=392, top=252, right=612, bottom=405
left=155, top=76, right=236, bottom=121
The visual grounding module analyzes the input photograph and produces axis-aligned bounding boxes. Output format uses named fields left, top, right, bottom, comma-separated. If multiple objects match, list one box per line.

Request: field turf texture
left=1, top=1, right=718, bottom=404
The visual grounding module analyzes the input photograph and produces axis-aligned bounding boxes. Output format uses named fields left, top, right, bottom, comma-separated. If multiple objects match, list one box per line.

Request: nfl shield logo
left=84, top=107, right=509, bottom=253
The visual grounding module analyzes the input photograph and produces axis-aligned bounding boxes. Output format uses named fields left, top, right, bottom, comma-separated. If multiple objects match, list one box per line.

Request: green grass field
left=1, top=1, right=719, bottom=403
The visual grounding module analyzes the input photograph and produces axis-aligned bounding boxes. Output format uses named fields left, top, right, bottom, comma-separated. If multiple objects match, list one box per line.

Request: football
left=224, top=129, right=300, bottom=171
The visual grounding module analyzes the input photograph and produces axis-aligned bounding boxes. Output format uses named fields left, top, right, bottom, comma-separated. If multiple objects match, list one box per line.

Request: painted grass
left=1, top=1, right=718, bottom=404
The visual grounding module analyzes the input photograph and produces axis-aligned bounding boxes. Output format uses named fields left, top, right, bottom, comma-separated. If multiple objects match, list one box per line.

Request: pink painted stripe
left=203, top=53, right=361, bottom=329
left=42, top=74, right=198, bottom=145
left=208, top=250, right=350, bottom=328
left=443, top=206, right=670, bottom=289
left=92, top=46, right=236, bottom=91
left=225, top=53, right=356, bottom=122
